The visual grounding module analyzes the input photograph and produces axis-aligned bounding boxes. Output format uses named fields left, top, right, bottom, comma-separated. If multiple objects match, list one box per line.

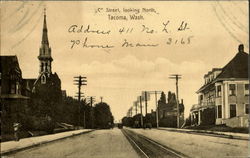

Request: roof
left=0, top=56, right=21, bottom=75
left=197, top=46, right=249, bottom=93
left=216, top=51, right=248, bottom=79
left=22, top=78, right=36, bottom=90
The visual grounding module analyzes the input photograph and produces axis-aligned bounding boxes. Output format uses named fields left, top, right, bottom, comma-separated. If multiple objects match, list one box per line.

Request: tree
left=94, top=102, right=114, bottom=129
left=159, top=92, right=166, bottom=104
left=167, top=91, right=176, bottom=104
left=27, top=75, right=62, bottom=132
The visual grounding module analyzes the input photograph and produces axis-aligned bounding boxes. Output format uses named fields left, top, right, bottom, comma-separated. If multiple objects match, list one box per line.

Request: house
left=21, top=79, right=36, bottom=97
left=0, top=56, right=29, bottom=133
left=158, top=91, right=185, bottom=128
left=190, top=44, right=249, bottom=127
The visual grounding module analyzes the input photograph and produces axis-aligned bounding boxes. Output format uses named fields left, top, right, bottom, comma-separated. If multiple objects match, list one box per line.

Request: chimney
left=181, top=99, right=183, bottom=104
left=238, top=44, right=244, bottom=53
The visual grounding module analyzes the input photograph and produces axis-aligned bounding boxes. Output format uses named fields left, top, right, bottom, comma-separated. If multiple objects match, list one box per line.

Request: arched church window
left=41, top=63, right=44, bottom=72
left=45, top=63, right=48, bottom=71
left=41, top=75, right=46, bottom=84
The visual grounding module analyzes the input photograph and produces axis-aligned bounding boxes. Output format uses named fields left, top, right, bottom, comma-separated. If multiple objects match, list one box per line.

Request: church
left=21, top=9, right=62, bottom=97
left=32, top=9, right=61, bottom=91
left=23, top=10, right=62, bottom=131
left=0, top=9, right=62, bottom=137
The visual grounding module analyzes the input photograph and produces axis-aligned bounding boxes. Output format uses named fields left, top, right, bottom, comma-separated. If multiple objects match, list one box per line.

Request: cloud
left=62, top=55, right=208, bottom=78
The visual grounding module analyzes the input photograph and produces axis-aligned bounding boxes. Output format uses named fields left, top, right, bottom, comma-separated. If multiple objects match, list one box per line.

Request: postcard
left=1, top=1, right=249, bottom=158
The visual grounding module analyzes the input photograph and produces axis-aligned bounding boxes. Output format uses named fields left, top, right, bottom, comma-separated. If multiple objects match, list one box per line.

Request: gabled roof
left=197, top=45, right=249, bottom=93
left=216, top=51, right=248, bottom=79
left=22, top=78, right=36, bottom=90
left=0, top=56, right=22, bottom=76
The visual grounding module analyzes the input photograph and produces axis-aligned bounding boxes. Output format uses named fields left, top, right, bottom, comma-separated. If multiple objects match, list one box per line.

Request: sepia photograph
left=0, top=0, right=249, bottom=157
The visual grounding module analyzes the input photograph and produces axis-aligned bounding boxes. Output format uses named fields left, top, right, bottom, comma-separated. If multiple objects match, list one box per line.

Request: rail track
left=121, top=129, right=189, bottom=158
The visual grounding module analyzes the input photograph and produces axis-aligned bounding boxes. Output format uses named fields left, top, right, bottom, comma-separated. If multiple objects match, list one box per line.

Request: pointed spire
left=38, top=7, right=53, bottom=75
left=42, top=8, right=49, bottom=45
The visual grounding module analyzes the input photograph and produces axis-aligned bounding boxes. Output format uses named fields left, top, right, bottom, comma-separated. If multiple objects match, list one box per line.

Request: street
left=128, top=128, right=249, bottom=158
left=5, top=128, right=248, bottom=158
left=7, top=129, right=139, bottom=158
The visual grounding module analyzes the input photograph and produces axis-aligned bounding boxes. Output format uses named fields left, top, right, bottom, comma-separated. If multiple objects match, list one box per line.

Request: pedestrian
left=13, top=123, right=21, bottom=141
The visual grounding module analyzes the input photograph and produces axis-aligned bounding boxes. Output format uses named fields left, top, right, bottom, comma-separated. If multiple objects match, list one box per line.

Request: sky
left=1, top=1, right=249, bottom=122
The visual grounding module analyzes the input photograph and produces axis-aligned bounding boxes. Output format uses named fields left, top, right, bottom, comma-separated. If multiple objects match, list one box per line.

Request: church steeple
left=42, top=8, right=49, bottom=45
left=38, top=8, right=53, bottom=76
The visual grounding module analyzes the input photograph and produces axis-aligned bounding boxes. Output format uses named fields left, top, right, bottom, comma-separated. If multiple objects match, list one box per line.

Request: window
left=217, top=85, right=221, bottom=97
left=245, top=104, right=249, bottom=114
left=199, top=95, right=203, bottom=104
left=45, top=63, right=48, bottom=72
left=41, top=75, right=46, bottom=84
left=16, top=82, right=19, bottom=94
left=217, top=105, right=222, bottom=118
left=229, top=84, right=236, bottom=96
left=10, top=83, right=16, bottom=94
left=245, top=84, right=249, bottom=95
left=41, top=63, right=44, bottom=72
left=230, top=104, right=236, bottom=118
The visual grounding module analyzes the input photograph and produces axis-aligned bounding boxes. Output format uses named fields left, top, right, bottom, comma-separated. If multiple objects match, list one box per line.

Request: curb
left=1, top=130, right=94, bottom=156
left=157, top=128, right=249, bottom=140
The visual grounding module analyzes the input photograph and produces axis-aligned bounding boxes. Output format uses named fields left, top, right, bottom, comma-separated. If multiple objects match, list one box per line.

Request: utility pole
left=83, top=111, right=86, bottom=129
left=155, top=91, right=159, bottom=128
left=133, top=101, right=138, bottom=115
left=90, top=96, right=95, bottom=129
left=146, top=91, right=162, bottom=128
left=135, top=101, right=138, bottom=115
left=169, top=74, right=182, bottom=128
left=74, top=76, right=87, bottom=129
left=100, top=96, right=103, bottom=103
left=145, top=91, right=148, bottom=115
left=139, top=96, right=143, bottom=128
left=87, top=96, right=95, bottom=129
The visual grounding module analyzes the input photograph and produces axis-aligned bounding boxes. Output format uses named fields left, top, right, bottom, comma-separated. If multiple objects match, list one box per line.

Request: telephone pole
left=145, top=91, right=148, bottom=115
left=169, top=74, right=182, bottom=128
left=145, top=91, right=162, bottom=128
left=74, top=76, right=87, bottom=101
left=135, top=101, right=138, bottom=115
left=87, top=96, right=95, bottom=129
left=74, top=76, right=87, bottom=129
left=139, top=96, right=143, bottom=127
left=100, top=96, right=103, bottom=103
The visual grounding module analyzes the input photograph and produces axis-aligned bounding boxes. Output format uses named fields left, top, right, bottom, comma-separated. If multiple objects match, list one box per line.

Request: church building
left=32, top=9, right=61, bottom=90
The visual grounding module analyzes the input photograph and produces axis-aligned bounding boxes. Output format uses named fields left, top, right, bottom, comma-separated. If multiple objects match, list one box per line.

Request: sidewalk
left=158, top=127, right=249, bottom=140
left=1, top=129, right=94, bottom=155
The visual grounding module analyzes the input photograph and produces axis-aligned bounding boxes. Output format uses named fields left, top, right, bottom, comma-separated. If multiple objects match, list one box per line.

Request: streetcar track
left=122, top=129, right=189, bottom=158
left=122, top=129, right=150, bottom=158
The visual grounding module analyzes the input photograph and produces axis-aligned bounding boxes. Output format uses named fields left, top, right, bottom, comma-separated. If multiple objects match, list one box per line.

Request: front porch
left=190, top=102, right=216, bottom=126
